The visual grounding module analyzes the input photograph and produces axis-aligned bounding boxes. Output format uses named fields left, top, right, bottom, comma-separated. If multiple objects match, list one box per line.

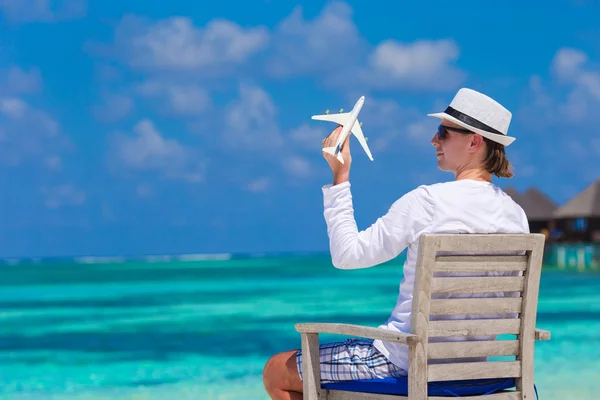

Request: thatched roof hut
left=553, top=181, right=600, bottom=243
left=553, top=181, right=600, bottom=218
left=519, top=188, right=558, bottom=222
left=504, top=186, right=521, bottom=203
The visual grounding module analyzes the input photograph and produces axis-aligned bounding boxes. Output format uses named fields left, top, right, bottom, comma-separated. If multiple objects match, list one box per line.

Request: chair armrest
left=295, top=323, right=419, bottom=345
left=535, top=328, right=550, bottom=340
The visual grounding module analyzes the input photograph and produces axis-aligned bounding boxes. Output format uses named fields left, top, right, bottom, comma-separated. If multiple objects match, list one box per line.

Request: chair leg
left=408, top=342, right=427, bottom=400
left=302, top=333, right=322, bottom=400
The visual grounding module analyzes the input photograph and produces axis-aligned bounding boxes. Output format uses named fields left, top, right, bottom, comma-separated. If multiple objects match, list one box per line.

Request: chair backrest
left=409, top=233, right=545, bottom=399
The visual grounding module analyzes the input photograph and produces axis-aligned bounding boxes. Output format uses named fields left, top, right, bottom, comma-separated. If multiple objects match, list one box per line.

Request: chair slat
left=428, top=361, right=521, bottom=382
left=430, top=298, right=522, bottom=315
left=432, top=277, right=524, bottom=294
left=429, top=391, right=521, bottom=400
left=431, top=234, right=541, bottom=252
left=327, top=387, right=521, bottom=400
left=428, top=340, right=520, bottom=359
left=434, top=255, right=528, bottom=272
left=327, top=390, right=406, bottom=400
left=428, top=319, right=521, bottom=337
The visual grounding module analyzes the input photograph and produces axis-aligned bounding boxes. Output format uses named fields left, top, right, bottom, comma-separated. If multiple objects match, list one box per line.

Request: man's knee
left=262, top=353, right=279, bottom=385
left=263, top=350, right=301, bottom=391
left=263, top=351, right=293, bottom=381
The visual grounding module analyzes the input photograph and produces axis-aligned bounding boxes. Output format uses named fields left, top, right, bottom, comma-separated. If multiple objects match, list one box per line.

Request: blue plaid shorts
left=295, top=338, right=407, bottom=383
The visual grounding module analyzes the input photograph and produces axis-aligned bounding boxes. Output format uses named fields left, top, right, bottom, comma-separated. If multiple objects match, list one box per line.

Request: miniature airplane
left=311, top=95, right=374, bottom=164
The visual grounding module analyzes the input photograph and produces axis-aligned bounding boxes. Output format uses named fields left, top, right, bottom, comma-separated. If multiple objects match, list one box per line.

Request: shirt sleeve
left=322, top=181, right=434, bottom=270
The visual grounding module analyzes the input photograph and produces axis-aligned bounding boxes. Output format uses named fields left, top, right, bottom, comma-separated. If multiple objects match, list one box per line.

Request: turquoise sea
left=0, top=254, right=598, bottom=399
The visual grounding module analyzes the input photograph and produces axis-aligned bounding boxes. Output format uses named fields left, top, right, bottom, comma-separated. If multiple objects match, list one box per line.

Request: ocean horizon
left=0, top=253, right=598, bottom=399
left=0, top=250, right=331, bottom=266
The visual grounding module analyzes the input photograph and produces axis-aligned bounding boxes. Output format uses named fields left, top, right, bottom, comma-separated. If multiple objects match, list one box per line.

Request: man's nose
left=431, top=133, right=440, bottom=146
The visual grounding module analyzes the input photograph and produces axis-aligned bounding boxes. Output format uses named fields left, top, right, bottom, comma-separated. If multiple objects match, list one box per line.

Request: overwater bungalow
left=503, top=186, right=558, bottom=237
left=552, top=180, right=600, bottom=243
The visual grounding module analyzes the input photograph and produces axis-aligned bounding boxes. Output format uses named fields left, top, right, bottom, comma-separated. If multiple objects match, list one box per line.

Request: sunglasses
left=437, top=124, right=473, bottom=140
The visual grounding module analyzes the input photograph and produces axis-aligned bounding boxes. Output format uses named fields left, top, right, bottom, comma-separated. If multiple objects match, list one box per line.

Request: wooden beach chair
left=295, top=234, right=551, bottom=400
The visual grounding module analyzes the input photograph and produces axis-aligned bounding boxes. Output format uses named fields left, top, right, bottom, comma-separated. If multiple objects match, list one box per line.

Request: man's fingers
left=323, top=125, right=343, bottom=147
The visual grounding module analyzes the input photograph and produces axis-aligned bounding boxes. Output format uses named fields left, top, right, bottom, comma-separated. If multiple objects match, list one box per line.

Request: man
left=263, top=88, right=528, bottom=400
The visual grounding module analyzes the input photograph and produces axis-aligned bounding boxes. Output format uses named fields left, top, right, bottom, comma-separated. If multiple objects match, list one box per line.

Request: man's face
left=430, top=119, right=479, bottom=172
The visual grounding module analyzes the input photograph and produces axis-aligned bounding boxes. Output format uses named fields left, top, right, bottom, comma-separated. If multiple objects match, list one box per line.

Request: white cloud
left=136, top=81, right=211, bottom=116
left=87, top=15, right=270, bottom=125
left=45, top=155, right=62, bottom=171
left=0, top=67, right=42, bottom=94
left=518, top=47, right=600, bottom=181
left=87, top=14, right=275, bottom=142
left=550, top=49, right=600, bottom=121
left=41, top=184, right=86, bottom=209
left=90, top=2, right=464, bottom=144
left=220, top=85, right=325, bottom=185
left=267, top=1, right=363, bottom=78
left=361, top=39, right=464, bottom=91
left=0, top=95, right=70, bottom=167
left=0, top=97, right=58, bottom=133
left=267, top=2, right=463, bottom=92
left=110, top=119, right=204, bottom=182
left=289, top=123, right=327, bottom=150
left=527, top=75, right=553, bottom=110
left=115, top=119, right=188, bottom=168
left=579, top=71, right=600, bottom=100
left=559, top=133, right=600, bottom=159
left=0, top=0, right=86, bottom=23
left=0, top=97, right=28, bottom=118
left=223, top=84, right=282, bottom=149
left=96, top=1, right=463, bottom=96
left=551, top=48, right=587, bottom=81
left=113, top=16, right=269, bottom=73
left=0, top=65, right=73, bottom=171
left=88, top=3, right=466, bottom=190
left=284, top=155, right=312, bottom=178
left=247, top=177, right=270, bottom=192
left=92, top=92, right=134, bottom=122
left=525, top=47, right=600, bottom=124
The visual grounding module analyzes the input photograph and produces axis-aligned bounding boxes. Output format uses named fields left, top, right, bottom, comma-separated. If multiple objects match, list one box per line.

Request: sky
left=0, top=0, right=599, bottom=258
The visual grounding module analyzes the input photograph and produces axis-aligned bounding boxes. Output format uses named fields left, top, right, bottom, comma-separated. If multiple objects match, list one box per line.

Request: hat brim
left=427, top=112, right=516, bottom=146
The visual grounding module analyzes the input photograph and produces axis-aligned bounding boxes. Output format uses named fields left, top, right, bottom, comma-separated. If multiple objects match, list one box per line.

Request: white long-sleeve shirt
left=322, top=179, right=529, bottom=371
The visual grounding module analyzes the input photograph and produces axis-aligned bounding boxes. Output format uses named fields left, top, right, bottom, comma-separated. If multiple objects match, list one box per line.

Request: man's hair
left=482, top=138, right=513, bottom=178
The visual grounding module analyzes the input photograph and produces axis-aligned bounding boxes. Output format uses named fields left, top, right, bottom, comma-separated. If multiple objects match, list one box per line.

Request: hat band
left=444, top=106, right=504, bottom=136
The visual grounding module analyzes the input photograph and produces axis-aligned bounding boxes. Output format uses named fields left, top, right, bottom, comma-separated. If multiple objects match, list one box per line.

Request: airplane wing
left=311, top=112, right=351, bottom=126
left=350, top=119, right=374, bottom=161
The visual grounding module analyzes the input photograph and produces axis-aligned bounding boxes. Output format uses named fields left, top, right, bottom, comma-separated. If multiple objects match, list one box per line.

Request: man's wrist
left=333, top=171, right=349, bottom=185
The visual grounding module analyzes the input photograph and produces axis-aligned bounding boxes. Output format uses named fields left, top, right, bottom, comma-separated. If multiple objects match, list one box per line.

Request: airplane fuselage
left=334, top=96, right=365, bottom=155
left=312, top=94, right=373, bottom=164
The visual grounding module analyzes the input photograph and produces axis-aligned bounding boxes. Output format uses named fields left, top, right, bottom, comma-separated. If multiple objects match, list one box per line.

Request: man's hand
left=322, top=125, right=351, bottom=185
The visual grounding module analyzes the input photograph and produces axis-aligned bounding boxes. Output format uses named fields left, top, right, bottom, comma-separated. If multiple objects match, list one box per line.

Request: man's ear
left=469, top=134, right=485, bottom=153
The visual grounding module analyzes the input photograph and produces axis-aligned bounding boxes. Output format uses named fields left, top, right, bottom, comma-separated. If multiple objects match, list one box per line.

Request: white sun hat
left=428, top=88, right=515, bottom=146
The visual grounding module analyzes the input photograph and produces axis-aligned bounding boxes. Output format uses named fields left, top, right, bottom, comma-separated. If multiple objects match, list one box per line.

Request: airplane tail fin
left=322, top=146, right=345, bottom=164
